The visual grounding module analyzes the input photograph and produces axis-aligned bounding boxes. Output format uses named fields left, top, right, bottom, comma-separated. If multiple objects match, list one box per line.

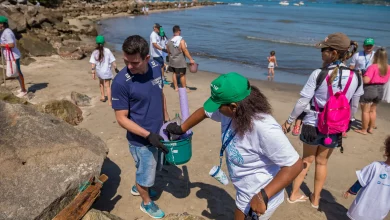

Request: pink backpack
left=314, top=70, right=353, bottom=138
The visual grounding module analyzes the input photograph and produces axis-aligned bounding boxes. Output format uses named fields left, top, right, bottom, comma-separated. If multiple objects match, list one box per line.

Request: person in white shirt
left=282, top=33, right=363, bottom=209
left=166, top=72, right=303, bottom=219
left=343, top=136, right=390, bottom=220
left=0, top=16, right=27, bottom=97
left=349, top=38, right=375, bottom=75
left=89, top=35, right=118, bottom=106
left=149, top=23, right=166, bottom=82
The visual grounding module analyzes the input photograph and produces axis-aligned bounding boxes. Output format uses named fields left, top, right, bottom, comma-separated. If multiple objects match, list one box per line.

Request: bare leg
left=234, top=208, right=245, bottom=220
left=368, top=103, right=377, bottom=133
left=312, top=145, right=334, bottom=206
left=267, top=68, right=271, bottom=81
left=179, top=73, right=188, bottom=90
left=294, top=119, right=302, bottom=127
left=104, top=79, right=112, bottom=106
left=271, top=68, right=275, bottom=81
left=99, top=79, right=105, bottom=100
left=136, top=183, right=152, bottom=205
left=172, top=73, right=178, bottom=91
left=161, top=66, right=165, bottom=80
left=355, top=103, right=370, bottom=134
left=289, top=143, right=317, bottom=201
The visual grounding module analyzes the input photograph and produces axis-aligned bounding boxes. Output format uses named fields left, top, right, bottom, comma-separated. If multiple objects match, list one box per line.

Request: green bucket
left=162, top=132, right=193, bottom=165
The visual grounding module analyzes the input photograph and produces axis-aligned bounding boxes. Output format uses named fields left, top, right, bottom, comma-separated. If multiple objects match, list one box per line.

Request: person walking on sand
left=354, top=48, right=390, bottom=135
left=111, top=35, right=169, bottom=219
left=0, top=16, right=27, bottom=97
left=267, top=51, right=277, bottom=81
left=281, top=33, right=363, bottom=209
left=343, top=136, right=390, bottom=220
left=145, top=4, right=149, bottom=15
left=166, top=72, right=303, bottom=220
left=150, top=23, right=168, bottom=84
left=89, top=35, right=118, bottom=106
left=159, top=27, right=170, bottom=83
left=166, top=25, right=195, bottom=92
left=350, top=38, right=375, bottom=75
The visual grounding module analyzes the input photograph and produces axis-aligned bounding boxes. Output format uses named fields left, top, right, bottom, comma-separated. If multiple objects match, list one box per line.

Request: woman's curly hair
left=232, top=83, right=272, bottom=137
left=385, top=136, right=390, bottom=157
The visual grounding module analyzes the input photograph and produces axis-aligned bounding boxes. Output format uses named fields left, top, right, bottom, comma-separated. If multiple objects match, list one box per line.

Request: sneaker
left=163, top=80, right=170, bottom=85
left=16, top=91, right=27, bottom=98
left=131, top=185, right=158, bottom=198
left=292, top=125, right=301, bottom=136
left=140, top=201, right=165, bottom=219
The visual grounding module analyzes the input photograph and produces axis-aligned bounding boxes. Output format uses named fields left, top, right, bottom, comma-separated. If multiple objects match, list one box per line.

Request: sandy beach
left=5, top=53, right=389, bottom=220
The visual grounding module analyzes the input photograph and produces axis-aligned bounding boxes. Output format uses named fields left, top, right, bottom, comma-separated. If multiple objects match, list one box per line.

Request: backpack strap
left=342, top=70, right=354, bottom=95
left=315, top=68, right=329, bottom=92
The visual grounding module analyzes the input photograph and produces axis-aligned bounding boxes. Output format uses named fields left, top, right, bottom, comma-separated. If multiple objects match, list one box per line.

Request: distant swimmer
left=267, top=51, right=278, bottom=81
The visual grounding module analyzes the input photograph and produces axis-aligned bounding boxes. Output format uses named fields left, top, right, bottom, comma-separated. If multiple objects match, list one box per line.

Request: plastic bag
left=382, top=80, right=390, bottom=103
left=5, top=45, right=18, bottom=78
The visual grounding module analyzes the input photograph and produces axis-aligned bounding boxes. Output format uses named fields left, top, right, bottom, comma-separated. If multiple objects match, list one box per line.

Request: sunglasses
left=321, top=47, right=334, bottom=52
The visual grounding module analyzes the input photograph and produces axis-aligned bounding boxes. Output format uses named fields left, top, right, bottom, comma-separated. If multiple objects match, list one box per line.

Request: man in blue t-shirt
left=111, top=35, right=169, bottom=219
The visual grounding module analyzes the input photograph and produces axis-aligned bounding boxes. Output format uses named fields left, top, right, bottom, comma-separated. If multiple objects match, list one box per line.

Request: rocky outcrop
left=0, top=100, right=108, bottom=220
left=71, top=91, right=91, bottom=106
left=37, top=99, right=83, bottom=125
left=82, top=209, right=123, bottom=220
left=18, top=33, right=56, bottom=56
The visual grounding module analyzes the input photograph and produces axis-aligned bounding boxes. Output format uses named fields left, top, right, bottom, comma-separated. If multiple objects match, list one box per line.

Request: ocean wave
left=228, top=3, right=242, bottom=6
left=276, top=19, right=295, bottom=23
left=246, top=36, right=315, bottom=47
left=254, top=4, right=263, bottom=7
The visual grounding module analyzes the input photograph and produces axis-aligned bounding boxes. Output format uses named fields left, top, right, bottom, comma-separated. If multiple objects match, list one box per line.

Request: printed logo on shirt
left=112, top=97, right=119, bottom=101
left=151, top=60, right=159, bottom=68
left=151, top=76, right=162, bottom=89
left=125, top=73, right=133, bottom=82
left=380, top=173, right=388, bottom=179
left=211, top=84, right=219, bottom=90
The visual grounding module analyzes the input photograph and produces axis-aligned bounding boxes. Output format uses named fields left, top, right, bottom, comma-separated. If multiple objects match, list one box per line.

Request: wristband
left=260, top=189, right=268, bottom=210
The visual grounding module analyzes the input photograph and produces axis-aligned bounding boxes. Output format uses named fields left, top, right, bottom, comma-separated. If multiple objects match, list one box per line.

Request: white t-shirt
left=89, top=48, right=116, bottom=79
left=347, top=161, right=390, bottom=220
left=206, top=110, right=300, bottom=214
left=1, top=28, right=21, bottom=60
left=150, top=31, right=162, bottom=58
left=350, top=51, right=375, bottom=70
left=300, top=64, right=364, bottom=126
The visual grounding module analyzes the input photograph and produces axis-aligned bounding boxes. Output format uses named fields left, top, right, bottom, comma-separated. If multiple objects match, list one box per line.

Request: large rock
left=37, top=99, right=83, bottom=125
left=0, top=100, right=108, bottom=220
left=71, top=91, right=91, bottom=106
left=18, top=34, right=55, bottom=56
left=58, top=46, right=84, bottom=60
left=82, top=209, right=123, bottom=220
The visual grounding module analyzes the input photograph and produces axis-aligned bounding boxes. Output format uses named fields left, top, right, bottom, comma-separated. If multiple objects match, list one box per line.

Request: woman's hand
left=282, top=121, right=291, bottom=134
left=190, top=59, right=195, bottom=65
left=92, top=71, right=96, bottom=80
left=250, top=193, right=267, bottom=216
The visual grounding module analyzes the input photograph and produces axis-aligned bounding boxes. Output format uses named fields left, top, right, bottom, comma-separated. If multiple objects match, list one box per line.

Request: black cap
left=154, top=23, right=162, bottom=28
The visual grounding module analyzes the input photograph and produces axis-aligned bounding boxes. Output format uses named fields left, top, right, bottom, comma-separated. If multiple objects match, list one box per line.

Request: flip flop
left=100, top=98, right=106, bottom=102
left=309, top=194, right=319, bottom=209
left=287, top=195, right=308, bottom=204
left=354, top=129, right=367, bottom=135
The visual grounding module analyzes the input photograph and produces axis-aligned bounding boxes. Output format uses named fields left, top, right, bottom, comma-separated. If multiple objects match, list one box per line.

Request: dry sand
left=4, top=54, right=390, bottom=220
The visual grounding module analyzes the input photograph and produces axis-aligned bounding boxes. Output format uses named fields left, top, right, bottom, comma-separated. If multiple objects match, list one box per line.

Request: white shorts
left=268, top=62, right=275, bottom=69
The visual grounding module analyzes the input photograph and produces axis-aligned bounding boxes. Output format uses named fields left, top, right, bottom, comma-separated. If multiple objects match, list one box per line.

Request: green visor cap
left=203, top=72, right=251, bottom=112
left=364, top=38, right=375, bottom=46
left=96, top=35, right=105, bottom=44
left=159, top=28, right=165, bottom=37
left=0, top=16, right=8, bottom=23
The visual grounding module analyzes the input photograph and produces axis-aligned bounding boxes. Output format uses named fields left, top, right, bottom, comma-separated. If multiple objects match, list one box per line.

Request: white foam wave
left=254, top=4, right=263, bottom=7
left=228, top=2, right=242, bottom=6
left=246, top=36, right=314, bottom=47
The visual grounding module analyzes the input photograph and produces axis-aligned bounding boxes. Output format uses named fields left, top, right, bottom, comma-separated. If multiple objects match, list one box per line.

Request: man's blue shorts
left=129, top=144, right=164, bottom=187
left=153, top=56, right=164, bottom=66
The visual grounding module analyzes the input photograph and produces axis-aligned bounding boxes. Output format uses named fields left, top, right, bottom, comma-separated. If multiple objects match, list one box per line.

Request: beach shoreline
left=5, top=53, right=389, bottom=219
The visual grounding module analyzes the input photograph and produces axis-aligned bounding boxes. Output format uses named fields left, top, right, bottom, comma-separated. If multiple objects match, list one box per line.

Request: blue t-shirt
left=111, top=60, right=164, bottom=147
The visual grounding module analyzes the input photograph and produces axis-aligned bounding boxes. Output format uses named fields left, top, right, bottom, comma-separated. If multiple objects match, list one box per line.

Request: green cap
left=159, top=27, right=165, bottom=37
left=203, top=72, right=251, bottom=112
left=96, top=35, right=105, bottom=44
left=0, top=16, right=8, bottom=23
left=364, top=38, right=375, bottom=46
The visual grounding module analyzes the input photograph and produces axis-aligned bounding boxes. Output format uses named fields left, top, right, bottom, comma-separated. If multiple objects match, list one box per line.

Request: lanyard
left=363, top=52, right=373, bottom=69
left=219, top=120, right=236, bottom=167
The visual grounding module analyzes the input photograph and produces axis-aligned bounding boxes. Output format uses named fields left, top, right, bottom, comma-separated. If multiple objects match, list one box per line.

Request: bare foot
left=174, top=88, right=178, bottom=91
left=288, top=194, right=308, bottom=203
left=310, top=194, right=319, bottom=208
left=368, top=128, right=374, bottom=134
left=354, top=129, right=367, bottom=135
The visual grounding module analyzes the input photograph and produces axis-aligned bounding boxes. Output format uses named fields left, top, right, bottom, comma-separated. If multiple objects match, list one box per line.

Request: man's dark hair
left=173, top=25, right=181, bottom=34
left=122, top=35, right=149, bottom=59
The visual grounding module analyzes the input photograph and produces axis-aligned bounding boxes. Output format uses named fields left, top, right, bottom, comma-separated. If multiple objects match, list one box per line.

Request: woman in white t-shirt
left=159, top=28, right=170, bottom=76
left=166, top=72, right=303, bottom=219
left=0, top=16, right=27, bottom=97
left=282, top=33, right=363, bottom=209
left=89, top=35, right=118, bottom=106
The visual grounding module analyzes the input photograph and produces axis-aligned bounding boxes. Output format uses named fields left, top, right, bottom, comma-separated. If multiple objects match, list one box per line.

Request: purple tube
left=178, top=88, right=191, bottom=135
left=159, top=122, right=169, bottom=141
